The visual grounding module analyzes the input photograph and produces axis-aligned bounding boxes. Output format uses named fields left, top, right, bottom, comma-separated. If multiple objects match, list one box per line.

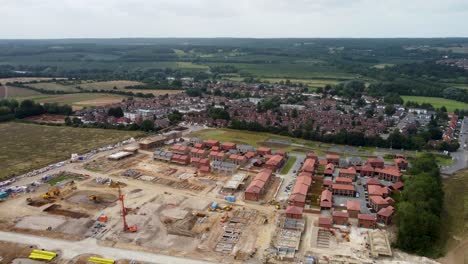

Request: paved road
left=441, top=117, right=468, bottom=175
left=276, top=153, right=305, bottom=202
left=0, top=231, right=214, bottom=264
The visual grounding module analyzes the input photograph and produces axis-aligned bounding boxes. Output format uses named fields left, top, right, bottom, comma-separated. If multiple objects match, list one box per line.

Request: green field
left=13, top=93, right=125, bottom=109
left=402, top=96, right=468, bottom=111
left=189, top=128, right=332, bottom=155
left=280, top=156, right=297, bottom=175
left=0, top=122, right=145, bottom=179
left=28, top=82, right=81, bottom=92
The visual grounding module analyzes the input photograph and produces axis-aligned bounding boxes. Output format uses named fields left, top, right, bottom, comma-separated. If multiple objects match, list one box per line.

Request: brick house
left=320, top=189, right=333, bottom=209
left=190, top=148, right=207, bottom=158
left=369, top=196, right=391, bottom=212
left=171, top=154, right=190, bottom=165
left=375, top=166, right=402, bottom=182
left=301, top=158, right=316, bottom=174
left=221, top=142, right=237, bottom=151
left=347, top=200, right=361, bottom=218
left=306, top=152, right=319, bottom=163
left=324, top=163, right=335, bottom=177
left=153, top=150, right=173, bottom=162
left=332, top=184, right=355, bottom=197
left=339, top=167, right=357, bottom=181
left=335, top=177, right=353, bottom=185
left=203, top=139, right=220, bottom=148
left=209, top=151, right=226, bottom=161
left=265, top=155, right=284, bottom=171
left=394, top=158, right=408, bottom=171
left=359, top=164, right=375, bottom=177
left=365, top=177, right=381, bottom=186
left=332, top=211, right=349, bottom=225
left=289, top=183, right=308, bottom=207
left=377, top=206, right=395, bottom=225
left=367, top=158, right=384, bottom=168
left=368, top=185, right=390, bottom=197
left=318, top=217, right=332, bottom=229
left=170, top=144, right=190, bottom=155
left=326, top=154, right=340, bottom=166
left=244, top=169, right=273, bottom=201
left=285, top=206, right=303, bottom=219
left=358, top=214, right=377, bottom=228
left=228, top=154, right=248, bottom=166
left=257, top=147, right=272, bottom=156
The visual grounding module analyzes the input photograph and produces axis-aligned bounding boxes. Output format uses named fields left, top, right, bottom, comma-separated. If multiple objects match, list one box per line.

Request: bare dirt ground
left=0, top=241, right=39, bottom=264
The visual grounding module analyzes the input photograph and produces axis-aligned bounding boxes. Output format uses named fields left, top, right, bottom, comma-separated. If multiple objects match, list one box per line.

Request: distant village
left=75, top=80, right=463, bottom=150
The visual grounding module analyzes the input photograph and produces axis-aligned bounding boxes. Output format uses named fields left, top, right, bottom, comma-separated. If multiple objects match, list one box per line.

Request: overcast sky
left=1, top=0, right=467, bottom=38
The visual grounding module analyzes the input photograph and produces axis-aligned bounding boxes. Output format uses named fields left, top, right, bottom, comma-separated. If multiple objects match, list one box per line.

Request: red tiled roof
left=391, top=181, right=404, bottom=190
left=368, top=185, right=389, bottom=196
left=298, top=172, right=313, bottom=178
left=326, top=154, right=340, bottom=160
left=332, top=211, right=349, bottom=218
left=370, top=196, right=388, bottom=205
left=318, top=217, right=332, bottom=225
left=302, top=158, right=316, bottom=172
left=347, top=200, right=361, bottom=211
left=290, top=193, right=306, bottom=203
left=377, top=206, right=395, bottom=217
left=340, top=167, right=356, bottom=175
left=285, top=206, right=303, bottom=215
left=358, top=214, right=377, bottom=221
left=292, top=182, right=308, bottom=195
left=335, top=177, right=352, bottom=183
left=296, top=175, right=312, bottom=186
left=332, top=184, right=355, bottom=191
left=266, top=155, right=284, bottom=166
left=366, top=177, right=381, bottom=185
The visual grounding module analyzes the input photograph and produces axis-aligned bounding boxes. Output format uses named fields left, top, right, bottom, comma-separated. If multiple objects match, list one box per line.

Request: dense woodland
left=395, top=153, right=444, bottom=257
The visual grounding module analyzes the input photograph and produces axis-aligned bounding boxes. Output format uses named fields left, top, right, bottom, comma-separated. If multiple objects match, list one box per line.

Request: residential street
left=441, top=117, right=468, bottom=175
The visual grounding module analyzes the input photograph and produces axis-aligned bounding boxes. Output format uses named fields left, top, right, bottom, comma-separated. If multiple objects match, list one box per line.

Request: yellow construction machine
left=42, top=188, right=60, bottom=200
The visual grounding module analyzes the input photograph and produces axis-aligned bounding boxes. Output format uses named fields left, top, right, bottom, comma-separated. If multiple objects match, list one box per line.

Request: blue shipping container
left=225, top=196, right=236, bottom=203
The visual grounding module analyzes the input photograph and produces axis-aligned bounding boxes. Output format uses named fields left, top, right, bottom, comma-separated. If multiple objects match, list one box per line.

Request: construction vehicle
left=118, top=186, right=137, bottom=232
left=42, top=188, right=60, bottom=200
left=220, top=213, right=229, bottom=223
left=223, top=205, right=232, bottom=211
left=89, top=195, right=100, bottom=203
left=270, top=200, right=281, bottom=210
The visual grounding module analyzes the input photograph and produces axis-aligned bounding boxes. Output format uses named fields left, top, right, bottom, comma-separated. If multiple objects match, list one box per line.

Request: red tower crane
left=118, top=185, right=137, bottom=232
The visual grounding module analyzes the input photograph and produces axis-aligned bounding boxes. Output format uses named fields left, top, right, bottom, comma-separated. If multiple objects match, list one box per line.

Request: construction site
left=0, top=133, right=437, bottom=264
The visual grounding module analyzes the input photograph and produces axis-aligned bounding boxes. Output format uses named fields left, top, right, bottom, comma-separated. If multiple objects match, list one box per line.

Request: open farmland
left=77, top=80, right=145, bottom=91
left=0, top=85, right=41, bottom=98
left=402, top=96, right=468, bottom=111
left=28, top=82, right=82, bottom=92
left=0, top=122, right=144, bottom=179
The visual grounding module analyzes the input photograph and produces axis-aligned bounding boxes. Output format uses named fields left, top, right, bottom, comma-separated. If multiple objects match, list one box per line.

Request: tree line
left=0, top=99, right=72, bottom=122
left=395, top=153, right=444, bottom=257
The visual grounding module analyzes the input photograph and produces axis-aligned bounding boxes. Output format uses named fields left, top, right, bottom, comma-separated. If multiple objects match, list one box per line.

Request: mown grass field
left=402, top=96, right=468, bottom=111
left=0, top=122, right=145, bottom=179
left=260, top=78, right=342, bottom=87
left=0, top=86, right=41, bottom=97
left=188, top=128, right=330, bottom=155
left=13, top=93, right=125, bottom=110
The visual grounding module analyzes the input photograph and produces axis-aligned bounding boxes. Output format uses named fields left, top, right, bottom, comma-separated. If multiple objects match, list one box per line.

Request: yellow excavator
left=42, top=188, right=60, bottom=200
left=89, top=195, right=100, bottom=203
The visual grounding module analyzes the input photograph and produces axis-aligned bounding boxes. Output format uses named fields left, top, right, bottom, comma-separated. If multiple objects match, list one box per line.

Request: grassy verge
left=280, top=156, right=297, bottom=175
